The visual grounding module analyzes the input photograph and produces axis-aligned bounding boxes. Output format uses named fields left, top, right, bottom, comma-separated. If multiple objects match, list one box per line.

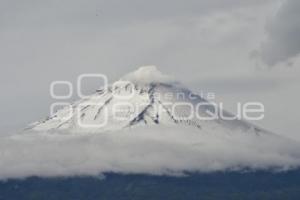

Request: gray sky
left=0, top=0, right=300, bottom=139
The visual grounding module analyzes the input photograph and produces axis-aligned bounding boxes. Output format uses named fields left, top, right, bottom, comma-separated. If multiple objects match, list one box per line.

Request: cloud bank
left=1, top=126, right=300, bottom=180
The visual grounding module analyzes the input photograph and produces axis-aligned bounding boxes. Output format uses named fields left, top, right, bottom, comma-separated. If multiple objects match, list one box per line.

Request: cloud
left=0, top=126, right=300, bottom=180
left=256, top=0, right=300, bottom=66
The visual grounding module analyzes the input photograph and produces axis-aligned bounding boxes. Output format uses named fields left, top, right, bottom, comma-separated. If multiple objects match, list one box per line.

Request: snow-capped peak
left=26, top=66, right=268, bottom=136
left=120, top=65, right=176, bottom=85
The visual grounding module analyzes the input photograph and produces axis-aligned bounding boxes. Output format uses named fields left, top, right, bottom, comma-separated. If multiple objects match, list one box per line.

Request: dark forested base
left=1, top=170, right=300, bottom=200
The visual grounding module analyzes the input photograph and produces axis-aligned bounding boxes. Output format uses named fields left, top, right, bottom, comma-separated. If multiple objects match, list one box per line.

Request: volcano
left=0, top=66, right=299, bottom=181
left=27, top=66, right=268, bottom=136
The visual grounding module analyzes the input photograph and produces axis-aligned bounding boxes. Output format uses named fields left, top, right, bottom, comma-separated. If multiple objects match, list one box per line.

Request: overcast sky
left=0, top=0, right=300, bottom=139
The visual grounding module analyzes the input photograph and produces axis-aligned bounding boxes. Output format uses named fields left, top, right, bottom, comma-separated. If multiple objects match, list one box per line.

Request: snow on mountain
left=27, top=66, right=267, bottom=136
